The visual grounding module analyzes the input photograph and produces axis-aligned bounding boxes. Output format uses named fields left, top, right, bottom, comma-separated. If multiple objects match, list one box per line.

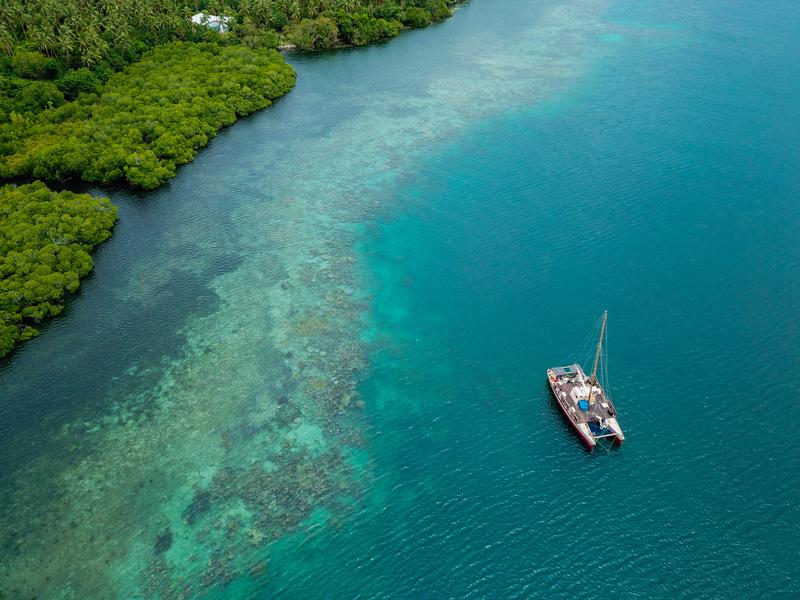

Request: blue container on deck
left=578, top=399, right=589, bottom=411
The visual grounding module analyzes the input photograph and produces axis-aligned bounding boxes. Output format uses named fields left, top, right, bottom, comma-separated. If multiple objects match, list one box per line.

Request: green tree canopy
left=289, top=17, right=340, bottom=50
left=0, top=181, right=117, bottom=357
left=0, top=42, right=297, bottom=189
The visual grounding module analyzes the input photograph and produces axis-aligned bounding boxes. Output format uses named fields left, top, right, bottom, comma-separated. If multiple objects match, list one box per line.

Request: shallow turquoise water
left=2, top=0, right=799, bottom=597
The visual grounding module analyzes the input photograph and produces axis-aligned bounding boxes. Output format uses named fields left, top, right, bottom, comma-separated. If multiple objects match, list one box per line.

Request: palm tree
left=0, top=23, right=15, bottom=56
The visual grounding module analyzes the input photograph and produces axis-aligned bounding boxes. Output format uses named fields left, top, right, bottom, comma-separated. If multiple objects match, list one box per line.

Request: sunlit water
left=2, top=0, right=799, bottom=597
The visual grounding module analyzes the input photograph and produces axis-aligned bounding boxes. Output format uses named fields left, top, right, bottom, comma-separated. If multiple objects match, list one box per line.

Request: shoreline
left=0, top=4, right=464, bottom=358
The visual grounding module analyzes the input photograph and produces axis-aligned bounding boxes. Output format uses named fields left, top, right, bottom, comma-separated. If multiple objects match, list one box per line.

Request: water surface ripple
left=2, top=0, right=799, bottom=598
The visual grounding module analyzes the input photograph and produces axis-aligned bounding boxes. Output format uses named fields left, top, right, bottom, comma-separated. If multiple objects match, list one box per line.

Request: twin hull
left=547, top=366, right=624, bottom=450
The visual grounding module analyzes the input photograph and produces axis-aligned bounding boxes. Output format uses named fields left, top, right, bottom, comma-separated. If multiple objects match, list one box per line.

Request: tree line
left=1, top=42, right=296, bottom=189
left=0, top=2, right=455, bottom=180
left=0, top=182, right=117, bottom=357
left=0, top=1, right=454, bottom=67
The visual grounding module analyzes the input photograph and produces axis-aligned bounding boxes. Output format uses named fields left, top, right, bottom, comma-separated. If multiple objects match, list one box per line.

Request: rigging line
left=573, top=327, right=593, bottom=365
left=574, top=313, right=602, bottom=367
left=602, top=318, right=610, bottom=394
left=594, top=313, right=605, bottom=366
left=608, top=320, right=612, bottom=397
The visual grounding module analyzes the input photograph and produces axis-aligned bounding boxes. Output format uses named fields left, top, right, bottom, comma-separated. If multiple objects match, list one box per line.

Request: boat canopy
left=551, top=365, right=582, bottom=377
left=570, top=386, right=590, bottom=401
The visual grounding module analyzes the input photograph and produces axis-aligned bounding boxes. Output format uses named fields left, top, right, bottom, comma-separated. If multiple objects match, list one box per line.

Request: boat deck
left=547, top=364, right=621, bottom=438
left=552, top=377, right=617, bottom=424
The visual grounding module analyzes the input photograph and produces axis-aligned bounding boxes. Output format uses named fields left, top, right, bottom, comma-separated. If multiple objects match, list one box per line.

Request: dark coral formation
left=183, top=491, right=212, bottom=526
left=154, top=529, right=173, bottom=554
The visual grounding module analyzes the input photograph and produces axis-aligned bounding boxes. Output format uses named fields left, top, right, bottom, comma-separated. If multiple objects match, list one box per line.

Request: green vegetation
left=0, top=1, right=456, bottom=187
left=285, top=2, right=452, bottom=50
left=288, top=17, right=341, bottom=51
left=0, top=182, right=117, bottom=357
left=0, top=42, right=296, bottom=189
left=0, top=2, right=455, bottom=95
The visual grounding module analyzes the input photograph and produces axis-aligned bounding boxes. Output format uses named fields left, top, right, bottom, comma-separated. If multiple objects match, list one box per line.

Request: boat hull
left=548, top=379, right=597, bottom=449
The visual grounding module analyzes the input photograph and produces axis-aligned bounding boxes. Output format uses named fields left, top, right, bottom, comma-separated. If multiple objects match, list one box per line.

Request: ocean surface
left=2, top=0, right=799, bottom=597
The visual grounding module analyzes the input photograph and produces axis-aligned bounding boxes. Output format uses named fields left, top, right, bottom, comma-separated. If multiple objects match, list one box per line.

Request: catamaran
left=547, top=311, right=624, bottom=449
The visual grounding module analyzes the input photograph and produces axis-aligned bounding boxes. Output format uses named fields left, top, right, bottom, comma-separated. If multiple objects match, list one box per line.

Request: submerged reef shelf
left=0, top=212, right=372, bottom=597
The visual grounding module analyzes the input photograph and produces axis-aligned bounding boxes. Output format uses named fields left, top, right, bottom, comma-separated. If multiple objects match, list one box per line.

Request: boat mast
left=589, top=310, right=608, bottom=386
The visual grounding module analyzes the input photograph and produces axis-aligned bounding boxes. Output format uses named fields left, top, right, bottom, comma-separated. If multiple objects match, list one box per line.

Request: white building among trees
left=191, top=13, right=232, bottom=33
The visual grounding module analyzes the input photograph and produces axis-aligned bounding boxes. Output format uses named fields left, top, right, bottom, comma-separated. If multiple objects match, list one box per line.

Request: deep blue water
left=1, top=0, right=799, bottom=597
